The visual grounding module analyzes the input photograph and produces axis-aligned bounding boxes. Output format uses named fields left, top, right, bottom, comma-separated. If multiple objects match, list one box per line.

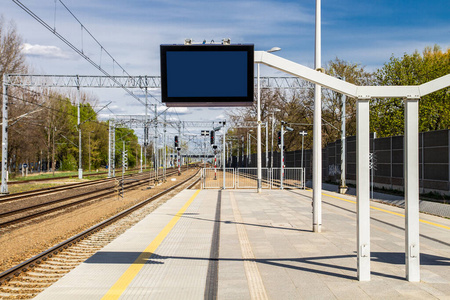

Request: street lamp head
left=267, top=47, right=281, bottom=53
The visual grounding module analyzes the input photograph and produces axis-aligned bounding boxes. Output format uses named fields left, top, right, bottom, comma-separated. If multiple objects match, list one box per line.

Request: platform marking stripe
left=230, top=192, right=268, bottom=300
left=102, top=189, right=201, bottom=300
left=322, top=192, right=450, bottom=230
left=204, top=190, right=221, bottom=299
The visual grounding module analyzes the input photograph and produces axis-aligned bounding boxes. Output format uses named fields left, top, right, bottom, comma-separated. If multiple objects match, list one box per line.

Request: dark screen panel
left=160, top=44, right=254, bottom=107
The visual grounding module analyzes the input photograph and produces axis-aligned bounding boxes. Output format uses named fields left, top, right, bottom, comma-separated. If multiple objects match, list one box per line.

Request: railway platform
left=34, top=188, right=450, bottom=299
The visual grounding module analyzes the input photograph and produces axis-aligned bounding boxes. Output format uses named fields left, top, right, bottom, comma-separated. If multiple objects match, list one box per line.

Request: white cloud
left=21, top=43, right=76, bottom=60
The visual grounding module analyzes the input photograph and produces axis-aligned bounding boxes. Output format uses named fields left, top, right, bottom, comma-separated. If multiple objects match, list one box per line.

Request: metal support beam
left=405, top=98, right=420, bottom=282
left=6, top=74, right=306, bottom=90
left=1, top=75, right=9, bottom=194
left=357, top=99, right=371, bottom=281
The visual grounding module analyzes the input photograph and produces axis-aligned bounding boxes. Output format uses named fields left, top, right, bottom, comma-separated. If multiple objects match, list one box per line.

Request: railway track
left=0, top=169, right=180, bottom=228
left=0, top=168, right=200, bottom=299
left=6, top=169, right=136, bottom=185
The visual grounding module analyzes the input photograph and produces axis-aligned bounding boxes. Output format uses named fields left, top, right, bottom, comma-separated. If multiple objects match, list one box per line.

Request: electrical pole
left=77, top=78, right=82, bottom=179
left=1, top=75, right=9, bottom=194
left=280, top=123, right=284, bottom=190
left=340, top=84, right=348, bottom=194
left=154, top=104, right=158, bottom=182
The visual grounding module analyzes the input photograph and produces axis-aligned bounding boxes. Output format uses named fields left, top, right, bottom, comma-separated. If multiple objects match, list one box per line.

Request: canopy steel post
left=357, top=99, right=370, bottom=281
left=405, top=98, right=420, bottom=282
left=1, top=75, right=9, bottom=194
left=257, top=63, right=262, bottom=193
left=313, top=0, right=322, bottom=232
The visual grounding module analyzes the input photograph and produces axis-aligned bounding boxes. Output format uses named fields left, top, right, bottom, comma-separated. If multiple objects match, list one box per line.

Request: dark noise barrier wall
left=230, top=129, right=450, bottom=196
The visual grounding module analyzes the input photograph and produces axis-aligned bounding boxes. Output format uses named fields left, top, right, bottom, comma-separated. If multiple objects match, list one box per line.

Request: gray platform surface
left=35, top=188, right=450, bottom=299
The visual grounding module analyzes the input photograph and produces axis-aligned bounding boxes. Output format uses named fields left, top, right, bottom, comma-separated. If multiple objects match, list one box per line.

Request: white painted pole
left=405, top=98, right=420, bottom=282
left=356, top=99, right=371, bottom=281
left=313, top=0, right=322, bottom=232
left=257, top=63, right=262, bottom=193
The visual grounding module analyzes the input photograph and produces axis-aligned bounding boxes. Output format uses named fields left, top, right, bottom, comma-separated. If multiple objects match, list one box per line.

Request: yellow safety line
left=102, top=189, right=201, bottom=300
left=322, top=192, right=450, bottom=230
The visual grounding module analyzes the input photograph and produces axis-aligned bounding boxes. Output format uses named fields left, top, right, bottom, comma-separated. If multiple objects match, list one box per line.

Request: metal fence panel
left=271, top=167, right=305, bottom=189
left=284, top=167, right=305, bottom=189
left=236, top=168, right=271, bottom=188
left=202, top=168, right=235, bottom=189
left=202, top=167, right=304, bottom=189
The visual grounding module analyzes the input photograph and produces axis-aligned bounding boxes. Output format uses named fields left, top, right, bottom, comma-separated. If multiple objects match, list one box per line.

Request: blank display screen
left=160, top=44, right=254, bottom=107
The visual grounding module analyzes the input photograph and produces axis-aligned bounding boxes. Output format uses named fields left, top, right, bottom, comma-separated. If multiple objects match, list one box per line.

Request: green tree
left=371, top=45, right=450, bottom=137
left=322, top=58, right=374, bottom=145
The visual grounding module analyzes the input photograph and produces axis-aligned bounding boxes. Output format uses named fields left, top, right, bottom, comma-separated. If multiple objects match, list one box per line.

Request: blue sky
left=4, top=0, right=450, bottom=133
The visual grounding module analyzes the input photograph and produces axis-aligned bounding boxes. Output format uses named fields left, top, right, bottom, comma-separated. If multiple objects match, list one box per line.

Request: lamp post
left=257, top=47, right=281, bottom=193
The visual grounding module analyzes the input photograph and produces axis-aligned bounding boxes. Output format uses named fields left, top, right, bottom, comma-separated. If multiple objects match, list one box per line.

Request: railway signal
left=174, top=135, right=179, bottom=148
left=210, top=130, right=215, bottom=145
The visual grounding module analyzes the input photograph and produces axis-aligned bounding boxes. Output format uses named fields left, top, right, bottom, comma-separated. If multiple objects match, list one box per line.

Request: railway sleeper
left=41, top=260, right=82, bottom=266
left=5, top=279, right=51, bottom=287
left=31, top=266, right=71, bottom=274
left=9, top=275, right=59, bottom=283
left=25, top=271, right=62, bottom=279
left=0, top=286, right=43, bottom=293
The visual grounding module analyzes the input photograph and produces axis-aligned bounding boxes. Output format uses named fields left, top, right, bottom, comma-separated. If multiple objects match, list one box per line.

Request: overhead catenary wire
left=12, top=0, right=161, bottom=108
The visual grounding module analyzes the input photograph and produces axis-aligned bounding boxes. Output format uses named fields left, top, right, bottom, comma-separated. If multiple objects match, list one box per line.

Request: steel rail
left=0, top=169, right=201, bottom=285
left=0, top=173, right=151, bottom=203
left=0, top=170, right=180, bottom=227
